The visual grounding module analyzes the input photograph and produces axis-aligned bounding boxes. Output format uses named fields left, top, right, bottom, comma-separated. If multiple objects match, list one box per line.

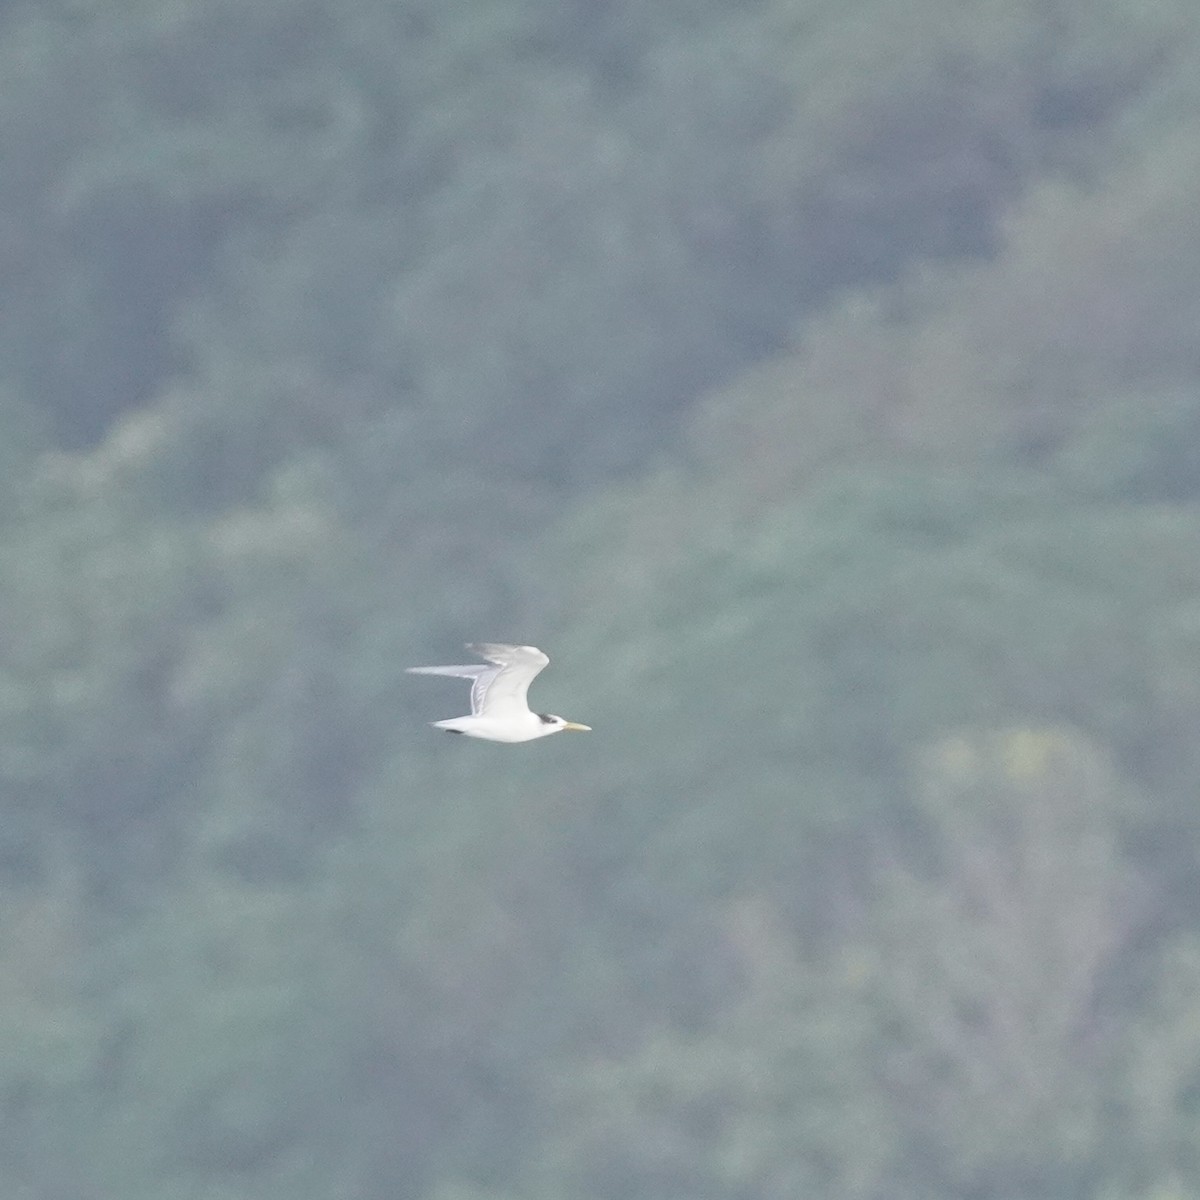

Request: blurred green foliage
left=1, top=0, right=1200, bottom=1196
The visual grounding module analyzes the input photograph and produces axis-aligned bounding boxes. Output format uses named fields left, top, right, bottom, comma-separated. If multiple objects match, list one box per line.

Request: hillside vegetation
left=2, top=0, right=1200, bottom=1196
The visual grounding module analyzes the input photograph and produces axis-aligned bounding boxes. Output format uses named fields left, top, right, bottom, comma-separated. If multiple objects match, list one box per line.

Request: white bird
left=407, top=643, right=592, bottom=743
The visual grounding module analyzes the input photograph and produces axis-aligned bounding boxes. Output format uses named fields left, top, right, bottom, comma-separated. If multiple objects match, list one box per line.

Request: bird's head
left=538, top=713, right=592, bottom=733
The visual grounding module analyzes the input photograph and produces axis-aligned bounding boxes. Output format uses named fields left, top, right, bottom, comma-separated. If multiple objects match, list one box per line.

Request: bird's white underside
left=431, top=713, right=563, bottom=742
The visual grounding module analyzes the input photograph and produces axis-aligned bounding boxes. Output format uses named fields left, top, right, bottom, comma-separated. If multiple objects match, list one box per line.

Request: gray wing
left=464, top=643, right=550, bottom=716
left=406, top=644, right=550, bottom=716
left=406, top=662, right=497, bottom=714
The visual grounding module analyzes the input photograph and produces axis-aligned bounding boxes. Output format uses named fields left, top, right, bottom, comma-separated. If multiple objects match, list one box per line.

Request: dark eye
left=537, top=713, right=558, bottom=725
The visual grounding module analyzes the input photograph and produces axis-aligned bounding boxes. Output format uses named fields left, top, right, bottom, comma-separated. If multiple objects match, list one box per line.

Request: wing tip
left=467, top=641, right=547, bottom=659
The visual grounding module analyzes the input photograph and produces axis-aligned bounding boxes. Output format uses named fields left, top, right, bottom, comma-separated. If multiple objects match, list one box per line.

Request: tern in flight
left=407, top=643, right=592, bottom=742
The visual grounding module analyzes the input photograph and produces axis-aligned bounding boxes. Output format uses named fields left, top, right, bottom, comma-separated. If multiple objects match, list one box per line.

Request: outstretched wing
left=464, top=643, right=549, bottom=717
left=405, top=662, right=495, bottom=715
left=407, top=644, right=550, bottom=716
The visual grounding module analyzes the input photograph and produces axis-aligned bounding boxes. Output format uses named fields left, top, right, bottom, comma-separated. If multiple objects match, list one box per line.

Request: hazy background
left=2, top=0, right=1200, bottom=1197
